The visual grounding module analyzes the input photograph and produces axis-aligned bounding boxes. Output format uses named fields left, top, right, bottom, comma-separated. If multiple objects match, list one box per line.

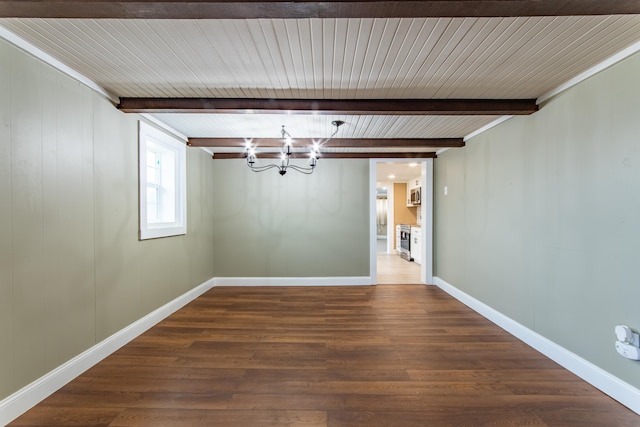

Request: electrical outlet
left=615, top=341, right=640, bottom=360
left=615, top=325, right=640, bottom=347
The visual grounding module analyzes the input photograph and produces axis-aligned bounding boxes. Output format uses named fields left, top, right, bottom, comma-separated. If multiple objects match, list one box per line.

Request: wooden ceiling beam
left=189, top=137, right=464, bottom=148
left=119, top=98, right=537, bottom=115
left=2, top=1, right=640, bottom=19
left=213, top=152, right=437, bottom=159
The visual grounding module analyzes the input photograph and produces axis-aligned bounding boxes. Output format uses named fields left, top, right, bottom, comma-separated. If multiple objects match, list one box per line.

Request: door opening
left=369, top=159, right=433, bottom=285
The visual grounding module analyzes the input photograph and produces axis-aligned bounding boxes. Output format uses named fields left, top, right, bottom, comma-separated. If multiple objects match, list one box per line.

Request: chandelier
left=244, top=120, right=345, bottom=176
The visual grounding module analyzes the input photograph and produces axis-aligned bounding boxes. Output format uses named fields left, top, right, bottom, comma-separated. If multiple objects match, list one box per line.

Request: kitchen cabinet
left=411, top=226, right=422, bottom=265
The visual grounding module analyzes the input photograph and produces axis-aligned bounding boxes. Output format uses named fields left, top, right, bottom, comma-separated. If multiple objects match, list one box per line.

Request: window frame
left=138, top=121, right=187, bottom=240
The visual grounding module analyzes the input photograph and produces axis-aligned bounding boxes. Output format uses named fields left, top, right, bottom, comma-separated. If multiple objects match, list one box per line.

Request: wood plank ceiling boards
left=2, top=1, right=640, bottom=158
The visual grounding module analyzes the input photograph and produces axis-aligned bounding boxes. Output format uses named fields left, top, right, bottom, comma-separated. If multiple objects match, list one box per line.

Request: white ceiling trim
left=0, top=25, right=119, bottom=104
left=463, top=115, right=514, bottom=141
left=139, top=113, right=216, bottom=156
left=537, top=38, right=640, bottom=104
left=139, top=113, right=188, bottom=142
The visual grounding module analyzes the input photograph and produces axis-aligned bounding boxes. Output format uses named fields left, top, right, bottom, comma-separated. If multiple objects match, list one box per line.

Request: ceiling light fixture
left=245, top=120, right=345, bottom=176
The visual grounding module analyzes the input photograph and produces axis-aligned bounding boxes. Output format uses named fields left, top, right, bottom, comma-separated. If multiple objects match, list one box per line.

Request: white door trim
left=369, top=158, right=434, bottom=285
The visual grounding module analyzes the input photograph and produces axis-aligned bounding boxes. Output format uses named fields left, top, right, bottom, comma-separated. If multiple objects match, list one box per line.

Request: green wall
left=0, top=34, right=370, bottom=402
left=435, top=52, right=640, bottom=388
left=0, top=39, right=216, bottom=400
left=211, top=159, right=370, bottom=277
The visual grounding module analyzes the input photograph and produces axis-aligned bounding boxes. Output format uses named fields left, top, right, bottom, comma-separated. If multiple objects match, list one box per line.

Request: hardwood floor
left=10, top=285, right=638, bottom=426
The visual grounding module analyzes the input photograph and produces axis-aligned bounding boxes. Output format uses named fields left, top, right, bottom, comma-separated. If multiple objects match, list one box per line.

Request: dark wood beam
left=3, top=1, right=640, bottom=19
left=213, top=152, right=437, bottom=159
left=189, top=137, right=464, bottom=148
left=119, top=98, right=538, bottom=115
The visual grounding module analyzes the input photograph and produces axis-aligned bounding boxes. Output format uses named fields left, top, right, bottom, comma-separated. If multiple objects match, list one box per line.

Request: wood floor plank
left=9, top=284, right=638, bottom=426
left=9, top=407, right=124, bottom=426
left=109, top=408, right=327, bottom=427
left=327, top=409, right=547, bottom=427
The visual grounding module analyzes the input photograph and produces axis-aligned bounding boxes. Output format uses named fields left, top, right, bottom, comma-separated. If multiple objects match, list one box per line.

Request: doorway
left=369, top=159, right=433, bottom=285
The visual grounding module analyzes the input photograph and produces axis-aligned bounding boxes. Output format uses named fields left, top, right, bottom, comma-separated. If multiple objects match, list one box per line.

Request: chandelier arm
left=248, top=164, right=281, bottom=173
left=287, top=164, right=315, bottom=174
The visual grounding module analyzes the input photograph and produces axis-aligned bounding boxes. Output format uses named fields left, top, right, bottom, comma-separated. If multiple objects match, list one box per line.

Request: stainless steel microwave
left=410, top=187, right=421, bottom=205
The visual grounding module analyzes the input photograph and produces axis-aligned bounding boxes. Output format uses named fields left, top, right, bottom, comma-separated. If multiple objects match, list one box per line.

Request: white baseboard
left=0, top=277, right=216, bottom=426
left=214, top=276, right=372, bottom=287
left=433, top=276, right=640, bottom=416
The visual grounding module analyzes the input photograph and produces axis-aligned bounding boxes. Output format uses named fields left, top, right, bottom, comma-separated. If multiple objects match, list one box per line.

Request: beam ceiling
left=119, top=98, right=538, bottom=116
left=189, top=138, right=464, bottom=148
left=213, top=152, right=437, bottom=159
left=2, top=1, right=640, bottom=19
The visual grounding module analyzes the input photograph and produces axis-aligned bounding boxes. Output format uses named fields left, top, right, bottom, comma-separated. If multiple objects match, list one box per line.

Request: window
left=139, top=121, right=186, bottom=239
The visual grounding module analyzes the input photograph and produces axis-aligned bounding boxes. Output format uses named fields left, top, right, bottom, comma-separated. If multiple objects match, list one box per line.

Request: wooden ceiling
left=3, top=1, right=640, bottom=19
left=1, top=1, right=640, bottom=158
